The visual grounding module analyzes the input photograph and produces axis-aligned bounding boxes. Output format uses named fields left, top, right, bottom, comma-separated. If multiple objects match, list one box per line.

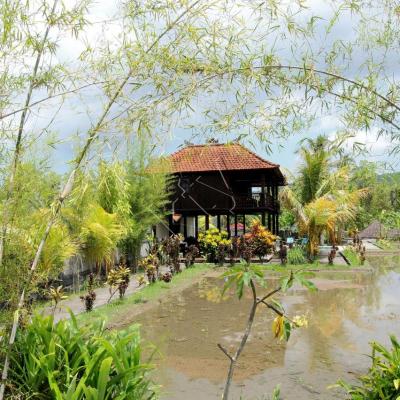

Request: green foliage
left=287, top=247, right=306, bottom=265
left=119, top=140, right=171, bottom=268
left=4, top=313, right=155, bottom=399
left=80, top=204, right=126, bottom=267
left=342, top=247, right=360, bottom=266
left=338, top=335, right=400, bottom=400
left=198, top=228, right=231, bottom=263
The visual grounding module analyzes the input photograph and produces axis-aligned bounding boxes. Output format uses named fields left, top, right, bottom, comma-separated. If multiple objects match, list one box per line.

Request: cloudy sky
left=14, top=0, right=400, bottom=175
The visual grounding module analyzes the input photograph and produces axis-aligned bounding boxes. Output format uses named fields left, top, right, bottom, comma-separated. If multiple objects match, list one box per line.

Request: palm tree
left=280, top=170, right=368, bottom=259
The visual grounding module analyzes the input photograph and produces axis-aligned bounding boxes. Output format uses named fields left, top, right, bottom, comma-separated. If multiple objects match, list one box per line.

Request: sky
left=13, top=0, right=400, bottom=175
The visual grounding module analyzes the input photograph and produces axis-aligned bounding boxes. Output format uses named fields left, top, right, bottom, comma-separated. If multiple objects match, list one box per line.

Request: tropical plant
left=80, top=204, right=126, bottom=275
left=2, top=313, right=155, bottom=399
left=245, top=220, right=276, bottom=262
left=162, top=234, right=182, bottom=273
left=185, top=244, right=199, bottom=267
left=338, top=335, right=400, bottom=400
left=160, top=271, right=172, bottom=283
left=138, top=255, right=159, bottom=284
left=49, top=286, right=67, bottom=315
left=198, top=228, right=231, bottom=263
left=80, top=273, right=96, bottom=312
left=219, top=263, right=315, bottom=400
left=119, top=139, right=171, bottom=271
left=106, top=266, right=130, bottom=302
left=287, top=247, right=306, bottom=265
left=280, top=185, right=366, bottom=259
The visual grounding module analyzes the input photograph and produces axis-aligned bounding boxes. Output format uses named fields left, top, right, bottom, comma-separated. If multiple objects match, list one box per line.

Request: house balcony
left=232, top=193, right=278, bottom=212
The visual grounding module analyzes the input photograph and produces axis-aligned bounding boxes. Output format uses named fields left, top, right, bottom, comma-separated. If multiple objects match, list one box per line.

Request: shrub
left=107, top=266, right=130, bottom=301
left=342, top=247, right=360, bottom=266
left=198, top=228, right=231, bottom=262
left=80, top=273, right=96, bottom=312
left=162, top=234, right=181, bottom=273
left=246, top=220, right=276, bottom=261
left=338, top=335, right=400, bottom=399
left=287, top=247, right=306, bottom=265
left=185, top=244, right=199, bottom=267
left=3, top=313, right=155, bottom=399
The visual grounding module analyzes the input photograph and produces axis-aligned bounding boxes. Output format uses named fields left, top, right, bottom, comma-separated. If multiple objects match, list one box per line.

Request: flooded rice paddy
left=134, top=257, right=400, bottom=399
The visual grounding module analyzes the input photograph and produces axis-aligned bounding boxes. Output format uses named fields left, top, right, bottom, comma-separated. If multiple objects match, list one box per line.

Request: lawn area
left=254, top=262, right=363, bottom=271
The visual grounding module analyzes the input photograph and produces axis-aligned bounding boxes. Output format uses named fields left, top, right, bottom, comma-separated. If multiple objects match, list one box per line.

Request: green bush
left=4, top=313, right=156, bottom=399
left=287, top=247, right=306, bottom=265
left=338, top=335, right=400, bottom=399
left=342, top=247, right=360, bottom=266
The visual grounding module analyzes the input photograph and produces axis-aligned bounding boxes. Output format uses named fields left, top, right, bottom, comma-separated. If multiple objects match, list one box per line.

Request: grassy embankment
left=78, top=263, right=216, bottom=327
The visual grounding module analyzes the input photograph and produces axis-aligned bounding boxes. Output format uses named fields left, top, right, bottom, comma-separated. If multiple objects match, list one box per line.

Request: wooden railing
left=233, top=193, right=278, bottom=210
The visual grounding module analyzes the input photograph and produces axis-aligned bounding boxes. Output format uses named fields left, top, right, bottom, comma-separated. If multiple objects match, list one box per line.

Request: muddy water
left=134, top=257, right=400, bottom=399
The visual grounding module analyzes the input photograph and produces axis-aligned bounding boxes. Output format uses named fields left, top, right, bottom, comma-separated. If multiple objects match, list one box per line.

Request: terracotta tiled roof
left=169, top=143, right=280, bottom=173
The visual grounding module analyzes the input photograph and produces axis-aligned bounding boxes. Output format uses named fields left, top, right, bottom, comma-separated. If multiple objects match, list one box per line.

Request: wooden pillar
left=243, top=214, right=246, bottom=234
left=234, top=214, right=238, bottom=236
left=205, top=214, right=210, bottom=230
left=168, top=214, right=173, bottom=234
left=217, top=214, right=221, bottom=231
left=226, top=214, right=231, bottom=237
left=276, top=214, right=280, bottom=235
left=183, top=215, right=187, bottom=238
left=195, top=215, right=199, bottom=238
left=261, top=174, right=266, bottom=207
left=272, top=213, right=276, bottom=234
left=261, top=212, right=266, bottom=227
left=268, top=213, right=272, bottom=231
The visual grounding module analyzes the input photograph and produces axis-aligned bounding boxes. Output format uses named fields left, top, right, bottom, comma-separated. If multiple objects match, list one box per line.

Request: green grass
left=252, top=262, right=360, bottom=271
left=78, top=263, right=215, bottom=326
left=341, top=248, right=361, bottom=266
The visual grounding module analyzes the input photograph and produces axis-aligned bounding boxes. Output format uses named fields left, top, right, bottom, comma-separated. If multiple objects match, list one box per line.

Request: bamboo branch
left=0, top=0, right=60, bottom=267
left=0, top=2, right=203, bottom=397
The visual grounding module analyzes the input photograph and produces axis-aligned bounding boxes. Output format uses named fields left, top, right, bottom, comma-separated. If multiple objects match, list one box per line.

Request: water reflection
left=134, top=257, right=400, bottom=399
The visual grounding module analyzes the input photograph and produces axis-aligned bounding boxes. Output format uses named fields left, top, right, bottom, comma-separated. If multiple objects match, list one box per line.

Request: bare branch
left=217, top=343, right=234, bottom=362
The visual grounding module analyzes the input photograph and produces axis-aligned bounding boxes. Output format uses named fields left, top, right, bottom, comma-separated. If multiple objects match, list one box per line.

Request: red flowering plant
left=242, top=220, right=276, bottom=263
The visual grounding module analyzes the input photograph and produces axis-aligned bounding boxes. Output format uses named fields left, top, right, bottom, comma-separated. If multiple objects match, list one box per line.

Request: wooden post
left=234, top=214, right=238, bottom=236
left=276, top=214, right=280, bottom=235
left=168, top=214, right=173, bottom=234
left=268, top=213, right=272, bottom=231
left=205, top=214, right=210, bottom=230
left=227, top=214, right=231, bottom=237
left=261, top=212, right=266, bottom=226
left=217, top=214, right=221, bottom=231
left=183, top=215, right=187, bottom=238
left=195, top=215, right=199, bottom=238
left=261, top=174, right=265, bottom=207
left=243, top=214, right=246, bottom=234
left=272, top=214, right=276, bottom=234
